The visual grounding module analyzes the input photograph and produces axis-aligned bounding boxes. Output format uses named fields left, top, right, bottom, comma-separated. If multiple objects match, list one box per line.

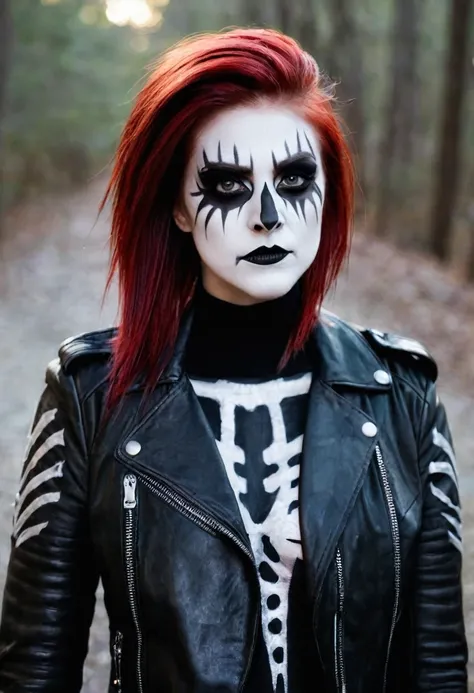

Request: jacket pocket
left=123, top=473, right=144, bottom=693
left=112, top=630, right=123, bottom=692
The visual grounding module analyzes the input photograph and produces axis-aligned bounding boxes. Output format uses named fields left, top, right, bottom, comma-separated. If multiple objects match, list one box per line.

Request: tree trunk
left=429, top=0, right=473, bottom=262
left=372, top=0, right=423, bottom=237
left=468, top=205, right=474, bottom=282
left=241, top=0, right=266, bottom=27
left=297, top=0, right=318, bottom=57
left=395, top=0, right=424, bottom=165
left=327, top=0, right=366, bottom=196
left=0, top=0, right=12, bottom=235
left=276, top=0, right=293, bottom=35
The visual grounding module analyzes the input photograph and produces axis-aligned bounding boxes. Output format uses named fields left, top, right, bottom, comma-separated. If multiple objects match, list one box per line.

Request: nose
left=252, top=183, right=283, bottom=233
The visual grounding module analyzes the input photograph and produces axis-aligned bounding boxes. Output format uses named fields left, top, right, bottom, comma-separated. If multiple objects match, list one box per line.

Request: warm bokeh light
left=105, top=0, right=163, bottom=27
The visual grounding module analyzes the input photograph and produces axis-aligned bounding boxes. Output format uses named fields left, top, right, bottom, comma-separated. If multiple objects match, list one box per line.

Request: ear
left=173, top=206, right=193, bottom=233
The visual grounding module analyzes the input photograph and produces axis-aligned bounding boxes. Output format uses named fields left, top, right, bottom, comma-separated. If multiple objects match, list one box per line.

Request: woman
left=0, top=28, right=467, bottom=693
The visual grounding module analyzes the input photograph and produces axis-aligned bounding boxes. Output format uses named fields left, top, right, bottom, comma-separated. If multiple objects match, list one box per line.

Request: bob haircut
left=102, top=28, right=354, bottom=412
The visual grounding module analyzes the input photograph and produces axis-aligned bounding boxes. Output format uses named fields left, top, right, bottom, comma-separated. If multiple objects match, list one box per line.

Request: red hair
left=102, top=28, right=354, bottom=411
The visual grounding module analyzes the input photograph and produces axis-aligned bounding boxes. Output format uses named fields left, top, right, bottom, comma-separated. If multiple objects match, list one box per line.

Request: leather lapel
left=115, top=377, right=249, bottom=550
left=300, top=377, right=378, bottom=609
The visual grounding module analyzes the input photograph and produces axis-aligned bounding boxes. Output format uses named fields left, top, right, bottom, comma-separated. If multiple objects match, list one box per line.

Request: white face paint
left=176, top=103, right=326, bottom=305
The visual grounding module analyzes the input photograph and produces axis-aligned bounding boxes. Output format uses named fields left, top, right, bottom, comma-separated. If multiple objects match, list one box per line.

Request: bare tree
left=326, top=0, right=366, bottom=196
left=276, top=0, right=293, bottom=34
left=0, top=0, right=12, bottom=235
left=297, top=0, right=319, bottom=57
left=241, top=0, right=267, bottom=27
left=467, top=203, right=474, bottom=283
left=429, top=0, right=473, bottom=262
left=396, top=0, right=425, bottom=165
left=372, top=0, right=422, bottom=237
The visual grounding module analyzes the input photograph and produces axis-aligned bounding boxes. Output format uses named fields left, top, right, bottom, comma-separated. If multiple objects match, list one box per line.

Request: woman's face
left=175, top=103, right=326, bottom=305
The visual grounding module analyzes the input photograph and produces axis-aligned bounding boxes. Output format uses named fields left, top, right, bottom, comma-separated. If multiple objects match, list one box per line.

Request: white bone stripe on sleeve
left=13, top=492, right=61, bottom=538
left=15, top=522, right=49, bottom=549
left=447, top=531, right=463, bottom=555
left=429, top=483, right=461, bottom=519
left=20, top=429, right=64, bottom=487
left=22, top=408, right=57, bottom=465
left=428, top=461, right=458, bottom=487
left=14, top=461, right=65, bottom=526
left=432, top=427, right=458, bottom=477
left=13, top=408, right=65, bottom=547
left=429, top=426, right=462, bottom=553
left=441, top=511, right=462, bottom=538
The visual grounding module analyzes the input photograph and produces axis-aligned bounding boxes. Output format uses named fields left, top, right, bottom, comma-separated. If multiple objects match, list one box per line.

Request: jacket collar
left=313, top=310, right=391, bottom=390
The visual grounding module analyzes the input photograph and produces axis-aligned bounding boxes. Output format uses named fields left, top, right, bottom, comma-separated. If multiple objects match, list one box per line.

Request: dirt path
left=1, top=181, right=473, bottom=690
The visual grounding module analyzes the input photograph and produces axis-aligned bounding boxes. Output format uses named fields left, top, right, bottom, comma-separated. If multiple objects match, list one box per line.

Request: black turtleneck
left=184, top=282, right=320, bottom=693
left=184, top=283, right=312, bottom=380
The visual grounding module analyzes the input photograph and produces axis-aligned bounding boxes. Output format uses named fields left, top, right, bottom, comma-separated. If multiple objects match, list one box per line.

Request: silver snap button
left=125, top=440, right=141, bottom=456
left=362, top=422, right=378, bottom=438
left=374, top=369, right=391, bottom=385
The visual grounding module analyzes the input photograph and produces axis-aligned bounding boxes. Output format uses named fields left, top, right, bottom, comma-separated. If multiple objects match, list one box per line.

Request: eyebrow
left=198, top=151, right=317, bottom=178
left=272, top=152, right=317, bottom=175
left=198, top=162, right=253, bottom=176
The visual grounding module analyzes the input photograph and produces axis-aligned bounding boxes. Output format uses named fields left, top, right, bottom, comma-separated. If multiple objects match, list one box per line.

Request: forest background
left=1, top=0, right=473, bottom=275
left=0, top=1, right=473, bottom=691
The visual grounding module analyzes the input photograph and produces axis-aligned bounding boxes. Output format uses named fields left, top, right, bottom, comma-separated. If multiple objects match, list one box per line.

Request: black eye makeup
left=271, top=134, right=323, bottom=221
left=189, top=131, right=323, bottom=234
left=190, top=145, right=253, bottom=233
left=198, top=169, right=251, bottom=198
left=276, top=159, right=318, bottom=192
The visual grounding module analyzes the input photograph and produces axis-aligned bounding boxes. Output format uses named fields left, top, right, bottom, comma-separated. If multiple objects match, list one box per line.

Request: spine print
left=191, top=374, right=312, bottom=693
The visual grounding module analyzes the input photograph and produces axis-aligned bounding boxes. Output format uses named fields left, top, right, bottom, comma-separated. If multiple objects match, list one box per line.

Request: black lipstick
left=237, top=245, right=291, bottom=266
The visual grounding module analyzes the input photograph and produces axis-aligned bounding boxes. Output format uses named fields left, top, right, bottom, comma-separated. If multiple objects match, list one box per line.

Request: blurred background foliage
left=1, top=0, right=473, bottom=274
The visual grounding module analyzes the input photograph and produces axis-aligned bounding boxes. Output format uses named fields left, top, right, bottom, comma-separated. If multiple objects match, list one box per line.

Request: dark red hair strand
left=101, top=28, right=354, bottom=412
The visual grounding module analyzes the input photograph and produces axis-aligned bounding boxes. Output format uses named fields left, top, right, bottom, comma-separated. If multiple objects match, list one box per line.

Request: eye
left=215, top=179, right=247, bottom=195
left=278, top=174, right=307, bottom=190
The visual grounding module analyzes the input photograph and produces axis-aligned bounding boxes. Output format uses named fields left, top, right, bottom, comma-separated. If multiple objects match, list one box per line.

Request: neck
left=184, top=282, right=310, bottom=379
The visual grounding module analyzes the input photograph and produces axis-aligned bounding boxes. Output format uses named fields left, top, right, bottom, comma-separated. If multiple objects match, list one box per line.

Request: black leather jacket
left=0, top=310, right=467, bottom=692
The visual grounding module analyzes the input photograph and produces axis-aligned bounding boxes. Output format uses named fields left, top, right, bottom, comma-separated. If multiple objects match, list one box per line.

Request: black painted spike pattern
left=189, top=131, right=323, bottom=234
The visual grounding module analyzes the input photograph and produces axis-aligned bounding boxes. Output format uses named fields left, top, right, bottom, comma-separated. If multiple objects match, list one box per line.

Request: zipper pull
left=123, top=474, right=137, bottom=509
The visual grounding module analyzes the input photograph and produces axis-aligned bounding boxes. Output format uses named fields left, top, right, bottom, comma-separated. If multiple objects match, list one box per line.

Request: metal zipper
left=134, top=470, right=254, bottom=562
left=375, top=444, right=401, bottom=692
left=334, top=547, right=346, bottom=693
left=112, top=630, right=123, bottom=693
left=123, top=474, right=144, bottom=693
left=122, top=468, right=258, bottom=692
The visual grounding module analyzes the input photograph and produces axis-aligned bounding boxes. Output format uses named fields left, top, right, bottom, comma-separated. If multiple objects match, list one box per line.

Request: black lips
left=238, top=245, right=291, bottom=266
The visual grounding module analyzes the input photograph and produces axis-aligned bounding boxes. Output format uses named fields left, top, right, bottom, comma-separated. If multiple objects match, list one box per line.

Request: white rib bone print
left=191, top=374, right=312, bottom=693
left=13, top=408, right=65, bottom=548
left=429, top=426, right=462, bottom=554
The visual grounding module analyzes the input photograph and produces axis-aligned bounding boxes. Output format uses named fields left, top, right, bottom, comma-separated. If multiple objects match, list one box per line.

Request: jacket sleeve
left=0, top=360, right=99, bottom=692
left=415, top=380, right=468, bottom=690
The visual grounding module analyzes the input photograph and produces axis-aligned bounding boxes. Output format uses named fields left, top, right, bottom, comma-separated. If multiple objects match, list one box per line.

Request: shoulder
left=58, top=327, right=116, bottom=373
left=46, top=327, right=116, bottom=402
left=320, top=309, right=438, bottom=393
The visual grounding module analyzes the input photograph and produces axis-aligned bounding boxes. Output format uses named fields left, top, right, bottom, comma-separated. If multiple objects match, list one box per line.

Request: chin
left=238, top=274, right=298, bottom=303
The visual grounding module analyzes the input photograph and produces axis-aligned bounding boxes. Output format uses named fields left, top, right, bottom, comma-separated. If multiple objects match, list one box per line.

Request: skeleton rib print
left=191, top=373, right=312, bottom=693
left=429, top=425, right=462, bottom=553
left=13, top=403, right=65, bottom=548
